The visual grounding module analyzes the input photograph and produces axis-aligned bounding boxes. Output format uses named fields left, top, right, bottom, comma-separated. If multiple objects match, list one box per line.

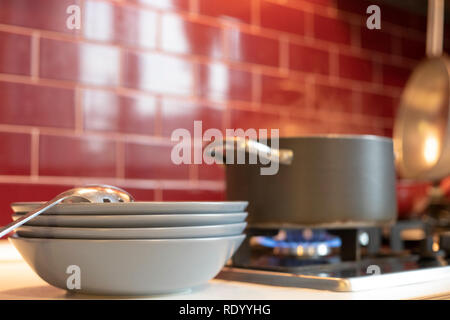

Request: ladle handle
left=427, top=0, right=444, bottom=57
left=0, top=195, right=68, bottom=238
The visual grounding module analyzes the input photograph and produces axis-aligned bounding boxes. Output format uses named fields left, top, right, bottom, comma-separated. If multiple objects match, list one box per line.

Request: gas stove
left=217, top=221, right=450, bottom=292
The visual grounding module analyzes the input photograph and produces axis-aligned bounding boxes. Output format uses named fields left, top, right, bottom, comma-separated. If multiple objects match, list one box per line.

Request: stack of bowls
left=9, top=201, right=248, bottom=296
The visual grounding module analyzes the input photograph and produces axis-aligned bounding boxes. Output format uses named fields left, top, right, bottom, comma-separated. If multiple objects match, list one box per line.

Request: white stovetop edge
left=0, top=240, right=449, bottom=300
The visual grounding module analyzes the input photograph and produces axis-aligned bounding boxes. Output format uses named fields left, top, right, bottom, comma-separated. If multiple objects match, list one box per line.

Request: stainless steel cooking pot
left=207, top=135, right=397, bottom=228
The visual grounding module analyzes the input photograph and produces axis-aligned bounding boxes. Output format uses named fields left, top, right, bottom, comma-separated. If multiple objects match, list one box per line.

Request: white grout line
left=30, top=128, right=40, bottom=179
left=0, top=175, right=225, bottom=191
left=30, top=31, right=40, bottom=81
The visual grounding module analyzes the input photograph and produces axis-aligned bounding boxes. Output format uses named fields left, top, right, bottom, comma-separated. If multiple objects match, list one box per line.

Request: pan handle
left=204, top=136, right=294, bottom=165
left=427, top=0, right=444, bottom=57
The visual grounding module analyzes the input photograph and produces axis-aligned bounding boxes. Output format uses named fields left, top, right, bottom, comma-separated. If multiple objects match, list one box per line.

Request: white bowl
left=15, top=222, right=247, bottom=239
left=9, top=234, right=245, bottom=296
left=11, top=212, right=248, bottom=228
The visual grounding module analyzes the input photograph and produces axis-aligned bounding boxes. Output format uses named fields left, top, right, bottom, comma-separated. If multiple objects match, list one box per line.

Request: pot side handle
left=204, top=136, right=294, bottom=165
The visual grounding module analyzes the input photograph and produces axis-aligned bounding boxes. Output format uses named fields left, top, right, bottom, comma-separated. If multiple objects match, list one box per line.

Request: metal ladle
left=394, top=0, right=450, bottom=181
left=0, top=185, right=134, bottom=238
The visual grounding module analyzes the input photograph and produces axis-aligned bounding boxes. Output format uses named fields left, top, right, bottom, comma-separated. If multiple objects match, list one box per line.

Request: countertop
left=0, top=240, right=449, bottom=300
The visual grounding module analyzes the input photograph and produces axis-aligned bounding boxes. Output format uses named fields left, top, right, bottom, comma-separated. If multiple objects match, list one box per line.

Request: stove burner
left=225, top=221, right=450, bottom=292
left=252, top=229, right=341, bottom=257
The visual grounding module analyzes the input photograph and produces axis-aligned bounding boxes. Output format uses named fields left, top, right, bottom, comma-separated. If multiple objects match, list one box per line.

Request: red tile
left=0, top=0, right=82, bottom=35
left=303, top=0, right=336, bottom=7
left=119, top=187, right=154, bottom=201
left=446, top=23, right=450, bottom=36
left=401, top=37, right=425, bottom=60
left=335, top=0, right=368, bottom=14
left=40, top=38, right=120, bottom=86
left=227, top=30, right=279, bottom=67
left=326, top=122, right=363, bottom=135
left=84, top=1, right=157, bottom=49
left=348, top=124, right=383, bottom=136
left=229, top=109, right=281, bottom=132
left=260, top=75, right=306, bottom=109
left=279, top=115, right=325, bottom=136
left=336, top=0, right=426, bottom=33
left=382, top=63, right=412, bottom=88
left=39, top=135, right=116, bottom=177
left=129, top=0, right=190, bottom=11
left=122, top=51, right=195, bottom=96
left=197, top=63, right=253, bottom=102
left=260, top=1, right=305, bottom=35
left=198, top=163, right=225, bottom=181
left=0, top=31, right=30, bottom=76
left=381, top=3, right=426, bottom=32
left=161, top=99, right=223, bottom=137
left=0, top=132, right=31, bottom=175
left=383, top=126, right=393, bottom=138
left=161, top=14, right=223, bottom=58
left=289, top=43, right=330, bottom=75
left=198, top=0, right=251, bottom=24
left=361, top=91, right=395, bottom=118
left=0, top=183, right=71, bottom=226
left=83, top=89, right=156, bottom=135
left=0, top=82, right=75, bottom=128
left=360, top=27, right=394, bottom=54
left=162, top=189, right=225, bottom=201
left=314, top=84, right=353, bottom=113
left=338, top=53, right=373, bottom=82
left=444, top=37, right=450, bottom=53
left=313, top=14, right=351, bottom=45
left=125, top=142, right=190, bottom=180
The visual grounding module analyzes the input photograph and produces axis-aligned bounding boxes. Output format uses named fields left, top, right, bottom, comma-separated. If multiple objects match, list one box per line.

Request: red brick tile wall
left=0, top=0, right=428, bottom=224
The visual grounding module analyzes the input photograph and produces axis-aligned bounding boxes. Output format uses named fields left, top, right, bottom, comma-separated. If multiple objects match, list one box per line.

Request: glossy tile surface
left=0, top=183, right=71, bottom=225
left=382, top=63, right=412, bottom=88
left=260, top=1, right=306, bottom=35
left=162, top=189, right=225, bottom=201
left=338, top=53, right=373, bottom=82
left=289, top=43, right=330, bottom=75
left=227, top=29, right=279, bottom=67
left=361, top=91, right=396, bottom=118
left=198, top=0, right=251, bottom=24
left=260, top=75, right=306, bottom=108
left=125, top=143, right=190, bottom=180
left=161, top=14, right=223, bottom=58
left=198, top=163, right=225, bottom=181
left=0, top=31, right=30, bottom=75
left=197, top=63, right=253, bottom=102
left=40, top=38, right=120, bottom=86
left=315, top=84, right=353, bottom=113
left=130, top=0, right=190, bottom=11
left=161, top=99, right=223, bottom=137
left=0, top=133, right=31, bottom=176
left=83, top=89, right=156, bottom=135
left=84, top=0, right=158, bottom=49
left=360, top=27, right=394, bottom=54
left=401, top=37, right=425, bottom=60
left=229, top=109, right=281, bottom=132
left=313, top=14, right=351, bottom=45
left=0, top=82, right=75, bottom=128
left=123, top=51, right=195, bottom=95
left=0, top=0, right=82, bottom=34
left=39, top=135, right=116, bottom=177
